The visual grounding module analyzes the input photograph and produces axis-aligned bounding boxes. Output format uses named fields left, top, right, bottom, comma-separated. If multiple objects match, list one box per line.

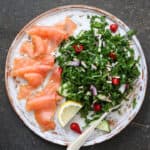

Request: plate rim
left=5, top=4, right=148, bottom=146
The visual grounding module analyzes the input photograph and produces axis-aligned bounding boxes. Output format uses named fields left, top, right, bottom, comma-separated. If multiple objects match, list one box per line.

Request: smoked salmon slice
left=12, top=64, right=52, bottom=78
left=13, top=58, right=36, bottom=70
left=64, top=17, right=77, bottom=35
left=31, top=35, right=47, bottom=57
left=20, top=41, right=34, bottom=57
left=27, top=67, right=62, bottom=103
left=35, top=55, right=54, bottom=66
left=35, top=107, right=56, bottom=131
left=27, top=26, right=68, bottom=40
left=18, top=84, right=33, bottom=100
left=24, top=73, right=44, bottom=88
left=26, top=17, right=76, bottom=54
left=12, top=57, right=54, bottom=85
left=27, top=26, right=67, bottom=52
left=55, top=17, right=77, bottom=36
left=20, top=36, right=48, bottom=58
left=43, top=67, right=62, bottom=95
left=26, top=94, right=56, bottom=111
left=50, top=67, right=61, bottom=83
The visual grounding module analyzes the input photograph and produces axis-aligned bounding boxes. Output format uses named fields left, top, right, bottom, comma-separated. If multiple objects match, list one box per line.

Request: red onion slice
left=69, top=60, right=80, bottom=66
left=90, top=85, right=97, bottom=96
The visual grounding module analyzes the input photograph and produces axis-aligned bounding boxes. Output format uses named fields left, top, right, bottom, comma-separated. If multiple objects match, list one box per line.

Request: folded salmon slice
left=49, top=18, right=76, bottom=52
left=12, top=64, right=52, bottom=78
left=26, top=94, right=56, bottom=111
left=35, top=107, right=56, bottom=131
left=31, top=35, right=48, bottom=57
left=26, top=17, right=77, bottom=53
left=27, top=26, right=68, bottom=40
left=43, top=67, right=61, bottom=96
left=20, top=36, right=48, bottom=58
left=20, top=41, right=34, bottom=57
left=12, top=57, right=54, bottom=87
left=35, top=55, right=54, bottom=66
left=49, top=67, right=61, bottom=83
left=28, top=67, right=62, bottom=101
left=13, top=58, right=36, bottom=70
left=55, top=17, right=77, bottom=36
left=18, top=84, right=33, bottom=100
left=27, top=26, right=67, bottom=53
left=24, top=73, right=44, bottom=88
left=64, top=17, right=77, bottom=35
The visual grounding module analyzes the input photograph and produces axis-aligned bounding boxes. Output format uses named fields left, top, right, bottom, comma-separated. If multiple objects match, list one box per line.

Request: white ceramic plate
left=5, top=5, right=148, bottom=146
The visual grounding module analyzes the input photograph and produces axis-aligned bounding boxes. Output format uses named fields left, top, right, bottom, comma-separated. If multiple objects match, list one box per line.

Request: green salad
left=56, top=15, right=140, bottom=125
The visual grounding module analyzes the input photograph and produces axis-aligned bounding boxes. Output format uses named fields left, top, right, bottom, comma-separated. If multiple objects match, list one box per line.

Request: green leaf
left=127, top=30, right=137, bottom=39
left=132, top=98, right=137, bottom=109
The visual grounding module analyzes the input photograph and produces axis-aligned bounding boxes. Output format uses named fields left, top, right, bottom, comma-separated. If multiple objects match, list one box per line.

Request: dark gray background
left=0, top=0, right=150, bottom=150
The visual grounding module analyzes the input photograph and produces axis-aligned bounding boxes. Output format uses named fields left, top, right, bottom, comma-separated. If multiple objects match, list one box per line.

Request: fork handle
left=67, top=112, right=108, bottom=150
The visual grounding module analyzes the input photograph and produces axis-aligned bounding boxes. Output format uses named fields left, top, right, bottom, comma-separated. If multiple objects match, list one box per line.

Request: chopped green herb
left=127, top=30, right=137, bottom=39
left=132, top=98, right=137, bottom=109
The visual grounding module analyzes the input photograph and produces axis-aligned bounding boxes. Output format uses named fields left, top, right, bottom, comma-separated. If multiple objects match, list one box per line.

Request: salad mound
left=56, top=15, right=140, bottom=125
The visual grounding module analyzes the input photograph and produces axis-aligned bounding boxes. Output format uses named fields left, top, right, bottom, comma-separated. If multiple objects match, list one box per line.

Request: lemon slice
left=58, top=101, right=82, bottom=127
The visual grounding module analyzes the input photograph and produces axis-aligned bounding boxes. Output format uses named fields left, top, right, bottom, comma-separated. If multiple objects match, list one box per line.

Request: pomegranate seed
left=70, top=122, right=82, bottom=134
left=73, top=44, right=84, bottom=53
left=110, top=23, right=118, bottom=33
left=93, top=103, right=102, bottom=112
left=112, top=77, right=120, bottom=85
left=58, top=67, right=63, bottom=74
left=109, top=52, right=117, bottom=60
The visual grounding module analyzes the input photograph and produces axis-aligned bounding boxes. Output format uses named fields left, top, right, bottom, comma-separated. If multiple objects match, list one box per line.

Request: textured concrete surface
left=0, top=0, right=150, bottom=150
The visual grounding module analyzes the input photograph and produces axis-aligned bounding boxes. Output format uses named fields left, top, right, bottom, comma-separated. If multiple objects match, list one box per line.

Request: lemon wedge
left=58, top=101, right=82, bottom=127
